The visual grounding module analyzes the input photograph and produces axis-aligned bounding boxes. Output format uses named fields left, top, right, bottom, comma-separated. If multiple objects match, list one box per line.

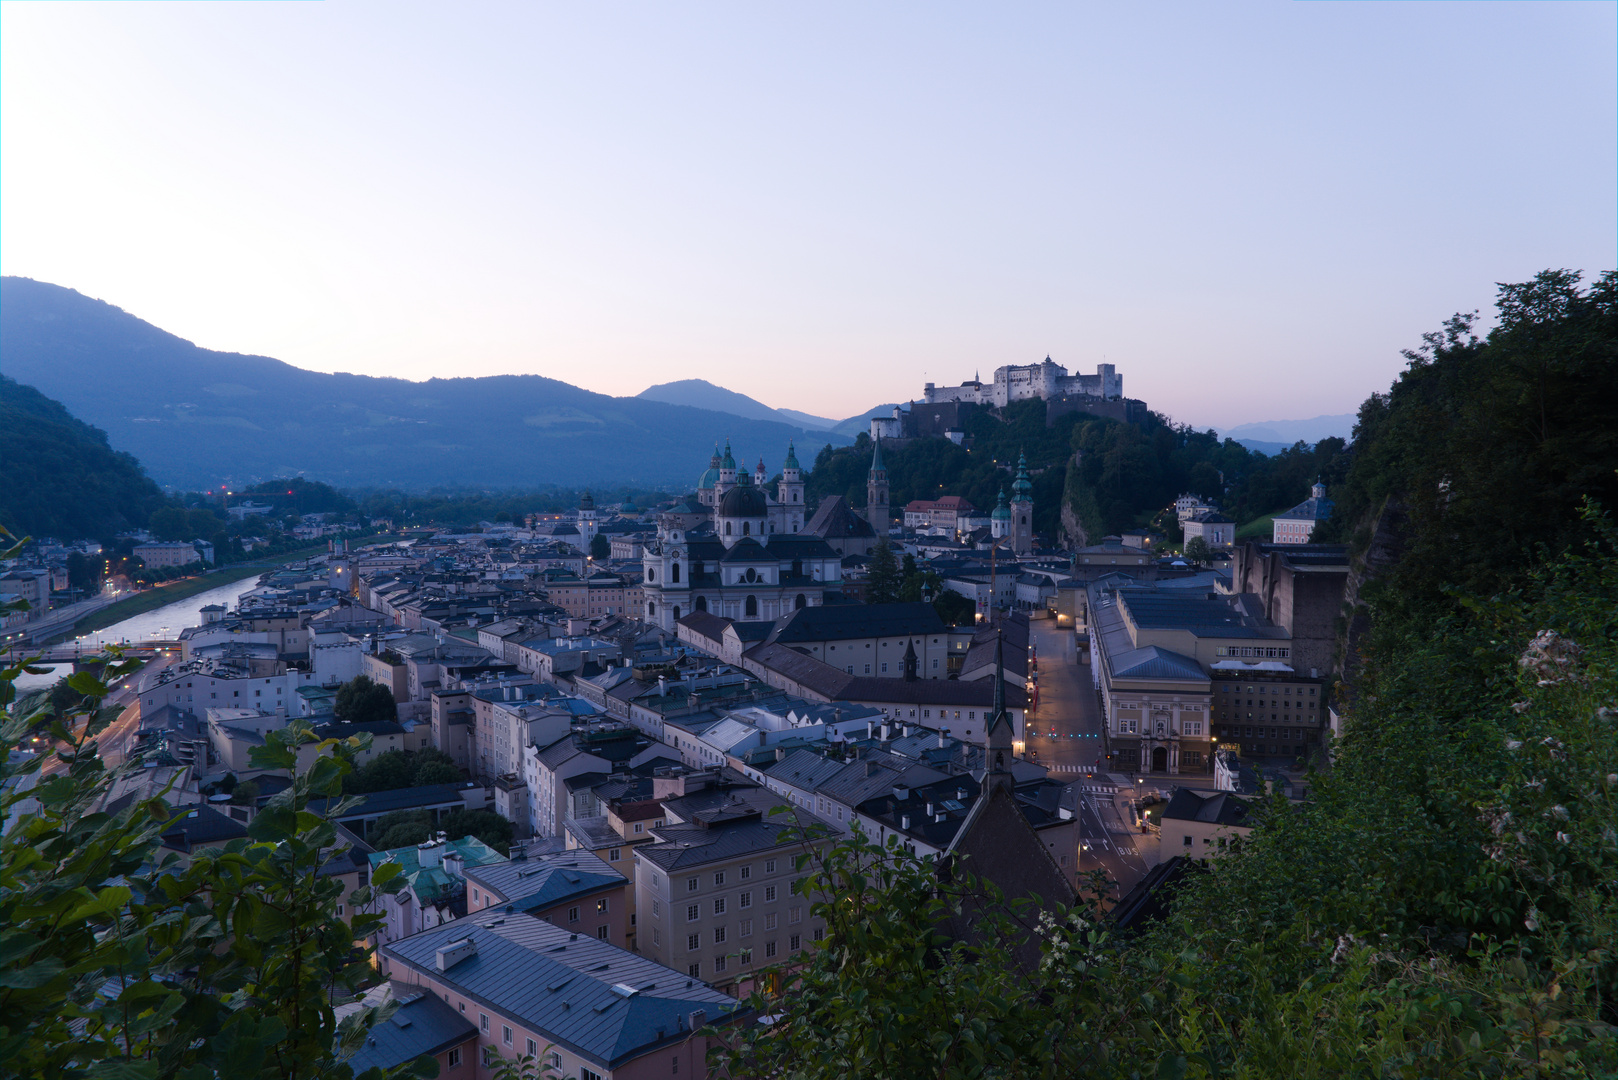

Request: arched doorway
left=745, top=595, right=758, bottom=617
left=1151, top=746, right=1169, bottom=773
left=647, top=602, right=656, bottom=616
left=673, top=605, right=681, bottom=620
left=795, top=594, right=807, bottom=610
left=695, top=596, right=707, bottom=612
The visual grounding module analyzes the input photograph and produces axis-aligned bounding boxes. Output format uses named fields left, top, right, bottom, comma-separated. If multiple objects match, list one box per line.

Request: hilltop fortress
left=923, top=357, right=1123, bottom=407
left=873, top=358, right=1145, bottom=442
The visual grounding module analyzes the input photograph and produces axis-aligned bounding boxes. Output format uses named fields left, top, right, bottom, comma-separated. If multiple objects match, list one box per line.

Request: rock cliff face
left=1336, top=495, right=1410, bottom=700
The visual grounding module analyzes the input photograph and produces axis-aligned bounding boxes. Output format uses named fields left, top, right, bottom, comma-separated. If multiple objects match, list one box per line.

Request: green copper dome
left=783, top=441, right=801, bottom=471
left=722, top=440, right=736, bottom=470
left=991, top=489, right=1011, bottom=521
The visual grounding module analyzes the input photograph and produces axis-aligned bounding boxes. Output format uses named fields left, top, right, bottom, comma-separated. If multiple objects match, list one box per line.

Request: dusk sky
left=2, top=2, right=1613, bottom=430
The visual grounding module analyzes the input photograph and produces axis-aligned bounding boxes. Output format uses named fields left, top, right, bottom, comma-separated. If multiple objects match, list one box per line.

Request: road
left=1024, top=619, right=1153, bottom=899
left=38, top=656, right=169, bottom=774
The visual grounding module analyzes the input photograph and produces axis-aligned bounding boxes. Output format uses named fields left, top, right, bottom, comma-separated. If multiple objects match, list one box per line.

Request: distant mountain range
left=1219, top=413, right=1356, bottom=449
left=636, top=379, right=894, bottom=438
left=0, top=278, right=852, bottom=491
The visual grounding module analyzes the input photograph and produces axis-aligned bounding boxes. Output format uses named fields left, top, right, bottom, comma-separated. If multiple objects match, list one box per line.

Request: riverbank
left=55, top=544, right=334, bottom=643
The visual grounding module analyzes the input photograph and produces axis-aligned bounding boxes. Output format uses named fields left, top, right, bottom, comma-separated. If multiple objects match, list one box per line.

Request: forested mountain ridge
left=0, top=374, right=168, bottom=539
left=0, top=277, right=849, bottom=491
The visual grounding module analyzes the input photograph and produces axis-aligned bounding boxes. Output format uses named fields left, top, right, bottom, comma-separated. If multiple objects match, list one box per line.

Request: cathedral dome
left=698, top=467, right=720, bottom=491
left=991, top=489, right=1011, bottom=521
left=718, top=484, right=768, bottom=518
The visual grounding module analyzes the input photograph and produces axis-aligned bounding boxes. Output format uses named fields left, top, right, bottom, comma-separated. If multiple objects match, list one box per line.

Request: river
left=10, top=576, right=267, bottom=694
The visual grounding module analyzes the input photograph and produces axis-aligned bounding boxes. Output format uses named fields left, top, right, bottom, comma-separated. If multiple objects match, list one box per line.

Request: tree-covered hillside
left=0, top=374, right=168, bottom=540
left=803, top=397, right=1349, bottom=545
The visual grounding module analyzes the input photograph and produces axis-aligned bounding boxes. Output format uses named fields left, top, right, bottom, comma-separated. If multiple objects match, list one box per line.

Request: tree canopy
left=333, top=675, right=398, bottom=727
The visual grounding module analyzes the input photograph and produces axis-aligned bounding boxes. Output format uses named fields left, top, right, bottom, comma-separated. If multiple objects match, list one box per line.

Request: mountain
left=0, top=278, right=850, bottom=491
left=774, top=407, right=840, bottom=430
left=636, top=379, right=805, bottom=427
left=0, top=373, right=168, bottom=539
left=1220, top=413, right=1355, bottom=446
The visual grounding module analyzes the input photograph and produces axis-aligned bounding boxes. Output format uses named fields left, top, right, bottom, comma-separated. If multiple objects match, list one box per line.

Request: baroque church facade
left=641, top=441, right=843, bottom=632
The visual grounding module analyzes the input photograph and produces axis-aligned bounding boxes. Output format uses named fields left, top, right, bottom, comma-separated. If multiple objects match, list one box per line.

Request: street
left=37, top=655, right=168, bottom=774
left=1025, top=619, right=1153, bottom=898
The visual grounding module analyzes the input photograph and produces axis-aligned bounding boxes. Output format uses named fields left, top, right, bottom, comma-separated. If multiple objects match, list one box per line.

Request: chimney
left=938, top=730, right=947, bottom=748
left=925, top=801, right=933, bottom=816
left=880, top=722, right=891, bottom=743
left=902, top=724, right=912, bottom=739
left=866, top=720, right=875, bottom=740
left=901, top=814, right=911, bottom=830
left=688, top=1009, right=707, bottom=1032
left=435, top=937, right=477, bottom=971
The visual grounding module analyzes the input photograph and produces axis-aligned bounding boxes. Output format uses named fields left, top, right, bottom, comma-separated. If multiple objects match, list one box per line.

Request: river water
left=10, top=576, right=267, bottom=694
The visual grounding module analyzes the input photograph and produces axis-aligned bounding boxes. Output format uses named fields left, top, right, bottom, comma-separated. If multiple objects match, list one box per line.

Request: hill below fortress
left=0, top=277, right=851, bottom=492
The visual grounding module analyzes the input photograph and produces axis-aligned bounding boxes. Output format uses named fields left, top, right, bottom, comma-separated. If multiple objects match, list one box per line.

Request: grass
left=54, top=544, right=335, bottom=642
left=1235, top=510, right=1287, bottom=542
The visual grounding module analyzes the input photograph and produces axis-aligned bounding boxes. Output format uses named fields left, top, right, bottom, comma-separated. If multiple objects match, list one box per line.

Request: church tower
left=778, top=441, right=805, bottom=533
left=866, top=437, right=890, bottom=539
left=990, top=489, right=1011, bottom=541
left=577, top=491, right=599, bottom=552
left=715, top=440, right=737, bottom=501
left=1009, top=452, right=1034, bottom=555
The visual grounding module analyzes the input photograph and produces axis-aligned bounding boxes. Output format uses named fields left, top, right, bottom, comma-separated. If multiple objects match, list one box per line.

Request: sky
left=2, top=2, right=1613, bottom=431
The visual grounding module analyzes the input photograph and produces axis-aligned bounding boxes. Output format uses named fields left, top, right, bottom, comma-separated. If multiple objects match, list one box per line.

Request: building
left=1008, top=452, right=1035, bottom=555
left=903, top=495, right=978, bottom=532
left=376, top=915, right=742, bottom=1080
left=866, top=437, right=891, bottom=538
left=1157, top=788, right=1253, bottom=860
left=640, top=441, right=844, bottom=632
left=1226, top=540, right=1350, bottom=680
left=463, top=849, right=630, bottom=947
left=1182, top=511, right=1235, bottom=549
left=923, top=358, right=1123, bottom=407
left=366, top=834, right=509, bottom=947
left=634, top=768, right=829, bottom=996
left=1271, top=482, right=1334, bottom=544
left=132, top=541, right=203, bottom=569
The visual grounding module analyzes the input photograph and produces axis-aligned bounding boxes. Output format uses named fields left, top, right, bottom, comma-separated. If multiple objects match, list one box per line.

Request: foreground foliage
left=0, top=538, right=423, bottom=1078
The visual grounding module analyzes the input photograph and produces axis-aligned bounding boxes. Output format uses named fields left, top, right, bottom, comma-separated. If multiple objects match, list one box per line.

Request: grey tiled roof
left=464, top=850, right=627, bottom=912
left=384, top=918, right=741, bottom=1069
left=764, top=602, right=945, bottom=644
left=635, top=817, right=815, bottom=872
left=347, top=984, right=476, bottom=1073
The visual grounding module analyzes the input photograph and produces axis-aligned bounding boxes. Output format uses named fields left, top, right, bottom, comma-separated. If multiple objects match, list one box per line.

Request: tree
left=334, top=674, right=397, bottom=726
left=231, top=778, right=261, bottom=806
left=865, top=538, right=900, bottom=605
left=0, top=586, right=423, bottom=1079
left=588, top=533, right=610, bottom=561
left=372, top=810, right=434, bottom=851
left=932, top=588, right=975, bottom=626
left=1184, top=535, right=1211, bottom=566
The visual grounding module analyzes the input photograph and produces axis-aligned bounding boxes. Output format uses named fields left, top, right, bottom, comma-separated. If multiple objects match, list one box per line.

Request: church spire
left=985, top=630, right=1014, bottom=787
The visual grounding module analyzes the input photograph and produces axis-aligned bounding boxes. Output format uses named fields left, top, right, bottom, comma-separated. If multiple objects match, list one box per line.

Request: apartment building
left=377, top=918, right=741, bottom=1080
left=464, top=849, right=629, bottom=948
left=634, top=769, right=829, bottom=997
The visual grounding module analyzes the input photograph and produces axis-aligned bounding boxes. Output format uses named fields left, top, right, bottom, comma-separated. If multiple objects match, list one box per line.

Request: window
left=503, top=1025, right=513, bottom=1046
left=568, top=906, right=580, bottom=923
left=582, top=1069, right=605, bottom=1080
left=740, top=917, right=753, bottom=936
left=814, top=927, right=824, bottom=942
left=597, top=925, right=609, bottom=940
left=652, top=899, right=660, bottom=916
left=714, top=955, right=728, bottom=973
left=714, top=871, right=725, bottom=886
left=714, top=926, right=727, bottom=944
left=634, top=822, right=644, bottom=834
left=673, top=1054, right=679, bottom=1074
left=739, top=891, right=752, bottom=908
left=789, top=905, right=802, bottom=924
left=609, top=847, right=621, bottom=861
left=687, top=904, right=700, bottom=922
left=597, top=897, right=609, bottom=914
left=653, top=928, right=662, bottom=946
left=482, top=1047, right=495, bottom=1068
left=766, top=940, right=778, bottom=958
left=791, top=933, right=802, bottom=951
left=687, top=877, right=699, bottom=892
left=765, top=912, right=778, bottom=930
left=480, top=1013, right=490, bottom=1033
left=550, top=1051, right=562, bottom=1069
left=448, top=1049, right=461, bottom=1068
left=765, top=859, right=777, bottom=873
left=1183, top=835, right=1193, bottom=848
left=764, top=885, right=777, bottom=902
left=713, top=898, right=726, bottom=915
left=689, top=963, right=701, bottom=978
left=740, top=865, right=751, bottom=880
